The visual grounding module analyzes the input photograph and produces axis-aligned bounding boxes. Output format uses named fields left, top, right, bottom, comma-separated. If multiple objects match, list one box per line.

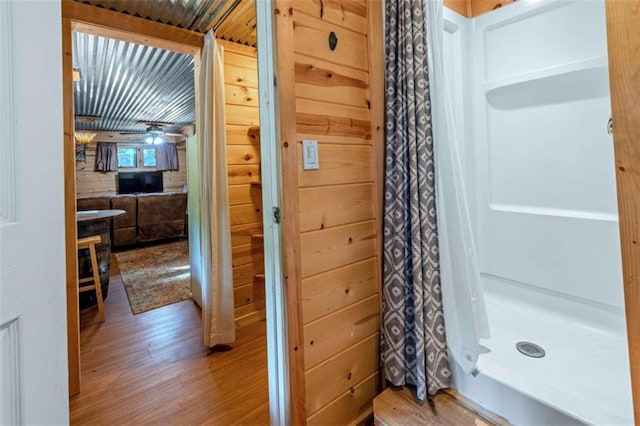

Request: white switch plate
left=302, top=140, right=319, bottom=170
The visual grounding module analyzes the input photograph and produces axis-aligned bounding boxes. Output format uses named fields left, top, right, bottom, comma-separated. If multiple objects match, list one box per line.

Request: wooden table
left=77, top=209, right=124, bottom=308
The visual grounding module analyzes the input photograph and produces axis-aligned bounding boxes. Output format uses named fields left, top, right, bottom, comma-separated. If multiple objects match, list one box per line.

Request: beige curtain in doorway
left=198, top=31, right=235, bottom=347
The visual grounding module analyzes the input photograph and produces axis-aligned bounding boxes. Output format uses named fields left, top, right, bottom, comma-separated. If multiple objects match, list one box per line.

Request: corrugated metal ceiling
left=73, top=32, right=195, bottom=134
left=74, top=0, right=257, bottom=47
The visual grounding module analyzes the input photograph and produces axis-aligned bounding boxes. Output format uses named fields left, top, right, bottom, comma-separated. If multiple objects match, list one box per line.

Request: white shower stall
left=441, top=0, right=633, bottom=424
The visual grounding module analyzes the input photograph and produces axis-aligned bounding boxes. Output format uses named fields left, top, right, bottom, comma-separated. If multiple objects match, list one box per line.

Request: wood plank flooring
left=374, top=387, right=508, bottom=426
left=70, top=256, right=269, bottom=425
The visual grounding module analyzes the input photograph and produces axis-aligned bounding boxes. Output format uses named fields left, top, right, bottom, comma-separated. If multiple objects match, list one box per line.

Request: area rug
left=115, top=240, right=192, bottom=314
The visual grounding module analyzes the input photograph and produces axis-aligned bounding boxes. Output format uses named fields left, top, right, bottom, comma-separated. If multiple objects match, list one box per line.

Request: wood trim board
left=606, top=0, right=640, bottom=422
left=441, top=0, right=515, bottom=17
left=273, top=0, right=308, bottom=424
left=62, top=16, right=80, bottom=397
left=468, top=0, right=514, bottom=16
left=366, top=0, right=386, bottom=394
left=444, top=0, right=471, bottom=16
left=62, top=0, right=202, bottom=55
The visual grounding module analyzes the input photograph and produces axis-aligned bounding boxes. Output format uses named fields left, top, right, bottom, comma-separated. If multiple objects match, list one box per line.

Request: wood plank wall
left=443, top=0, right=513, bottom=17
left=220, top=39, right=266, bottom=327
left=606, top=0, right=640, bottom=422
left=289, top=1, right=381, bottom=424
left=75, top=143, right=187, bottom=197
left=468, top=0, right=513, bottom=16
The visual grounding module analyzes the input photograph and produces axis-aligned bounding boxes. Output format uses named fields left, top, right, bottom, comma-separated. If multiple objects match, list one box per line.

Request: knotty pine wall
left=220, top=40, right=265, bottom=327
left=291, top=2, right=381, bottom=424
left=75, top=142, right=187, bottom=197
left=443, top=0, right=514, bottom=17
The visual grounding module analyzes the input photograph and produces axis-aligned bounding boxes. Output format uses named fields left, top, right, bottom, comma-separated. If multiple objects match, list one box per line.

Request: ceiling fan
left=119, top=121, right=184, bottom=144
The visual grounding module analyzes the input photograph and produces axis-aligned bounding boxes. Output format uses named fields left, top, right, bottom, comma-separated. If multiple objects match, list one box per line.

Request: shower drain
left=516, top=341, right=546, bottom=358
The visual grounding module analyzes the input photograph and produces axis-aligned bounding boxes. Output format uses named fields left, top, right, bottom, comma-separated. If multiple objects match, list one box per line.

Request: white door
left=187, top=134, right=203, bottom=306
left=0, top=1, right=69, bottom=423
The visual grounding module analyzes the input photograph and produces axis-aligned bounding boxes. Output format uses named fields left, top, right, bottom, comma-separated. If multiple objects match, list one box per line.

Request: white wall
left=0, top=1, right=69, bottom=423
left=443, top=7, right=474, bottom=205
left=442, top=8, right=474, bottom=230
left=444, top=3, right=633, bottom=424
left=469, top=0, right=624, bottom=313
left=187, top=135, right=203, bottom=306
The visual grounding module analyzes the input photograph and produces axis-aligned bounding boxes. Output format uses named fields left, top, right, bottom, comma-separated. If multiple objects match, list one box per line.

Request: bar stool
left=78, top=235, right=105, bottom=322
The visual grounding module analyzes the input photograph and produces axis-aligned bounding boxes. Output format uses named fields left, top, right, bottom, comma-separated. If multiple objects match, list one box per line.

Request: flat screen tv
left=118, top=171, right=163, bottom=194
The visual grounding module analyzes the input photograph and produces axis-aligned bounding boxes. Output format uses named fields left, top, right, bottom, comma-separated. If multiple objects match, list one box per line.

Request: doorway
left=73, top=31, right=194, bottom=321
left=62, top=0, right=285, bottom=423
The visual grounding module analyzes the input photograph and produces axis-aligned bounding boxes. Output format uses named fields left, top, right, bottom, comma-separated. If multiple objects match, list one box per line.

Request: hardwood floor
left=374, top=387, right=508, bottom=426
left=70, top=256, right=269, bottom=425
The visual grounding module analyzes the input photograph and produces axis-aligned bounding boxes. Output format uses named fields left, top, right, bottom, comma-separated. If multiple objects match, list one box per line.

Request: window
left=116, top=145, right=162, bottom=169
left=117, top=147, right=136, bottom=168
left=142, top=147, right=157, bottom=167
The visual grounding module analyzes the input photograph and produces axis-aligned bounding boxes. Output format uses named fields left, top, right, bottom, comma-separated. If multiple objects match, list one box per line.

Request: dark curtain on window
left=95, top=142, right=118, bottom=172
left=156, top=143, right=179, bottom=171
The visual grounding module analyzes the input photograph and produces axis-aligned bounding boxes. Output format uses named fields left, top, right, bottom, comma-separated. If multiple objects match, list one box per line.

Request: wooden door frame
left=61, top=5, right=297, bottom=423
left=606, top=0, right=640, bottom=423
left=254, top=1, right=294, bottom=424
left=62, top=0, right=203, bottom=396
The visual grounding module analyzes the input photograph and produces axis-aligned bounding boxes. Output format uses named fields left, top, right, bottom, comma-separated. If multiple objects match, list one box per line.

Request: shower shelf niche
left=483, top=56, right=608, bottom=97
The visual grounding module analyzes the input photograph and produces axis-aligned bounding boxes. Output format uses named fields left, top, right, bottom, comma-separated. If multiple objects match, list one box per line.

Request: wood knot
left=344, top=288, right=350, bottom=295
left=243, top=153, right=254, bottom=161
left=348, top=237, right=353, bottom=244
left=329, top=31, right=338, bottom=51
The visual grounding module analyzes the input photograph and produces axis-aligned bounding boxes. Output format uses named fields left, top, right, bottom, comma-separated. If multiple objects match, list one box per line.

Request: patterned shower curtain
left=381, top=0, right=451, bottom=400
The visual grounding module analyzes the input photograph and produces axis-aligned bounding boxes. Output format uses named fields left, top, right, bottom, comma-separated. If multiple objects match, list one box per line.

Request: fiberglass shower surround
left=436, top=0, right=633, bottom=424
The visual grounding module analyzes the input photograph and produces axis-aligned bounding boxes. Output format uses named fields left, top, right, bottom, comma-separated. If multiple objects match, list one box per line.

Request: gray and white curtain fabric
left=156, top=143, right=179, bottom=171
left=381, top=0, right=451, bottom=400
left=95, top=142, right=118, bottom=172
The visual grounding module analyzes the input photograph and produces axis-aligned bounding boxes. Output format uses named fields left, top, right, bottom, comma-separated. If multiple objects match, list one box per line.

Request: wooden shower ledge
left=374, top=387, right=509, bottom=425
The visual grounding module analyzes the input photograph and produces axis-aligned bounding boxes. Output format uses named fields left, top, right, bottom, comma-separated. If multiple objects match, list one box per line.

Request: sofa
left=137, top=193, right=188, bottom=243
left=77, top=196, right=110, bottom=211
left=77, top=192, right=187, bottom=247
left=111, top=194, right=137, bottom=246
